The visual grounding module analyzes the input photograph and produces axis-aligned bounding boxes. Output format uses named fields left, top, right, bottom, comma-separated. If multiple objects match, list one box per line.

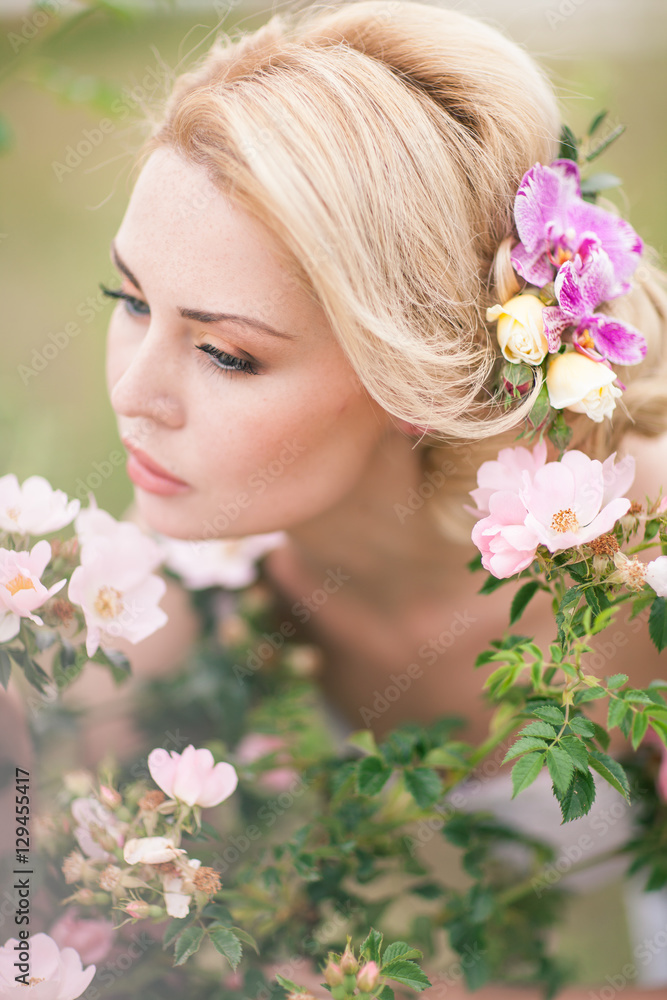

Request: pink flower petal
left=198, top=761, right=239, bottom=808
left=148, top=747, right=179, bottom=798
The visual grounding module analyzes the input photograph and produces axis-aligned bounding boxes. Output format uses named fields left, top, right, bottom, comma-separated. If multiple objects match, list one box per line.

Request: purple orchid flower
left=541, top=236, right=647, bottom=366
left=510, top=159, right=643, bottom=290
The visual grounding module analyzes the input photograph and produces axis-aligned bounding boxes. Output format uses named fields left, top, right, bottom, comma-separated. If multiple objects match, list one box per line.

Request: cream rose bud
left=546, top=350, right=622, bottom=422
left=486, top=294, right=549, bottom=365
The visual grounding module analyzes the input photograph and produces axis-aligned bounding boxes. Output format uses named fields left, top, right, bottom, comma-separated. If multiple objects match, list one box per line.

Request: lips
left=121, top=438, right=190, bottom=494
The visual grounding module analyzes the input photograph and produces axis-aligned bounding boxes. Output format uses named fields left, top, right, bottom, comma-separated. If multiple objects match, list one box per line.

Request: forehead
left=116, top=146, right=318, bottom=325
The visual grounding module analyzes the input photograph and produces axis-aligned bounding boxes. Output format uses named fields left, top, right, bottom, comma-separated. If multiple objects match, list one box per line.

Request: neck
left=277, top=430, right=475, bottom=614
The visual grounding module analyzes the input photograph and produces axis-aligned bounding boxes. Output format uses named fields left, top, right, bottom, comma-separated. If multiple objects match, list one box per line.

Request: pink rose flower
left=521, top=451, right=634, bottom=552
left=0, top=540, right=66, bottom=642
left=0, top=474, right=80, bottom=535
left=148, top=745, right=238, bottom=808
left=68, top=524, right=167, bottom=656
left=157, top=531, right=286, bottom=590
left=471, top=491, right=541, bottom=578
left=71, top=797, right=125, bottom=862
left=0, top=932, right=96, bottom=999
left=645, top=556, right=667, bottom=598
left=468, top=440, right=547, bottom=518
left=235, top=733, right=299, bottom=793
left=49, top=910, right=114, bottom=966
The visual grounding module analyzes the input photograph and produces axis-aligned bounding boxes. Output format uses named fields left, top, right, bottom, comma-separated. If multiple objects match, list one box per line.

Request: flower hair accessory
left=486, top=112, right=646, bottom=449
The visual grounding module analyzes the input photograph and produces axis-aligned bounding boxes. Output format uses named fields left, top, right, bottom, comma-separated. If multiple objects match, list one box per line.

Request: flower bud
left=546, top=350, right=622, bottom=422
left=324, top=960, right=344, bottom=986
left=487, top=294, right=549, bottom=365
left=357, top=961, right=381, bottom=993
left=340, top=944, right=359, bottom=974
left=124, top=901, right=164, bottom=920
left=99, top=785, right=122, bottom=809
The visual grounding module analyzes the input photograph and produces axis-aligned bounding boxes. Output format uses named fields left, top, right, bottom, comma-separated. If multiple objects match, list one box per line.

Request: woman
left=88, top=1, right=667, bottom=995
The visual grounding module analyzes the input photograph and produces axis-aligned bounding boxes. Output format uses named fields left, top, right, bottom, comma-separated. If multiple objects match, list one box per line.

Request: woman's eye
left=196, top=343, right=259, bottom=376
left=100, top=283, right=150, bottom=317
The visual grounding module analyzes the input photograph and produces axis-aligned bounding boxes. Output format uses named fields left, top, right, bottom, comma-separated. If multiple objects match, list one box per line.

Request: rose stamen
left=94, top=585, right=123, bottom=620
left=6, top=573, right=36, bottom=596
left=550, top=508, right=579, bottom=533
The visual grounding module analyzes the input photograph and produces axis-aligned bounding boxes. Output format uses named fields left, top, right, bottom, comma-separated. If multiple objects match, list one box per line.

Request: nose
left=108, top=322, right=185, bottom=432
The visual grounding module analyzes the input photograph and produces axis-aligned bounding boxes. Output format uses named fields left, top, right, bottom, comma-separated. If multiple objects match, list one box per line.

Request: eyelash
left=100, top=284, right=259, bottom=376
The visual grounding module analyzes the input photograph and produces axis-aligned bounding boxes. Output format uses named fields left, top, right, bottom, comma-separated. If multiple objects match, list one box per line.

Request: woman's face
left=107, top=147, right=392, bottom=540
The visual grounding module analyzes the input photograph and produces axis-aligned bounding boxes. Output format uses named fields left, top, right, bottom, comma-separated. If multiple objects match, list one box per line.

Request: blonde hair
left=142, top=0, right=667, bottom=538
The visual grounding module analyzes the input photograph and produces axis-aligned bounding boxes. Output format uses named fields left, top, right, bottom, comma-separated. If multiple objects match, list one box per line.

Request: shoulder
left=621, top=429, right=667, bottom=503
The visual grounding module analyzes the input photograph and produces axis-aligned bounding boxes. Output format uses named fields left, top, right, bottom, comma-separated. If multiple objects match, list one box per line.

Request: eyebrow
left=110, top=241, right=296, bottom=340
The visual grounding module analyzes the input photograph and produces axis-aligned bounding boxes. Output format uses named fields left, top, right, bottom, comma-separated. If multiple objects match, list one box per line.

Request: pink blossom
left=68, top=517, right=167, bottom=656
left=0, top=540, right=66, bottom=641
left=468, top=440, right=547, bottom=518
left=520, top=451, right=633, bottom=553
left=0, top=931, right=96, bottom=999
left=49, top=910, right=114, bottom=966
left=71, top=797, right=125, bottom=862
left=148, top=745, right=238, bottom=808
left=235, top=733, right=299, bottom=793
left=157, top=531, right=286, bottom=590
left=0, top=474, right=80, bottom=535
left=471, top=492, right=541, bottom=578
left=645, top=556, right=667, bottom=598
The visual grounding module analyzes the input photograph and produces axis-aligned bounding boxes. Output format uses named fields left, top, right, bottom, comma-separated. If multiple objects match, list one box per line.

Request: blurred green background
left=1, top=0, right=666, bottom=519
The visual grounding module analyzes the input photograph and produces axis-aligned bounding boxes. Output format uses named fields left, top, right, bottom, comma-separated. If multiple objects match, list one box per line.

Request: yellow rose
left=546, top=350, right=622, bottom=422
left=486, top=294, right=548, bottom=365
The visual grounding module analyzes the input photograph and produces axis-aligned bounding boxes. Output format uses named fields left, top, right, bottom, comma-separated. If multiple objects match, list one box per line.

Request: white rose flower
left=486, top=294, right=549, bottom=365
left=123, top=836, right=185, bottom=866
left=645, top=556, right=667, bottom=598
left=546, top=350, right=622, bottom=422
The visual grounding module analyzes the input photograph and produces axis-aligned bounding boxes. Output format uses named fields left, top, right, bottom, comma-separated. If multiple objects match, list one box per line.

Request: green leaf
left=556, top=586, right=582, bottom=646
left=588, top=750, right=631, bottom=801
left=649, top=597, right=667, bottom=652
left=503, top=737, right=554, bottom=763
left=546, top=746, right=575, bottom=795
left=631, top=711, right=649, bottom=750
left=380, top=959, right=431, bottom=992
left=608, top=698, right=630, bottom=731
left=520, top=721, right=558, bottom=739
left=559, top=123, right=579, bottom=161
left=580, top=173, right=622, bottom=196
left=533, top=705, right=565, bottom=726
left=0, top=649, right=11, bottom=689
left=346, top=729, right=379, bottom=756
left=162, top=917, right=193, bottom=948
left=587, top=110, right=608, bottom=136
left=360, top=927, right=383, bottom=965
left=560, top=736, right=590, bottom=773
left=209, top=927, right=243, bottom=970
left=381, top=942, right=423, bottom=966
left=575, top=686, right=606, bottom=704
left=548, top=410, right=573, bottom=453
left=606, top=673, right=629, bottom=690
left=229, top=926, right=259, bottom=955
left=356, top=756, right=392, bottom=796
left=511, top=752, right=545, bottom=797
left=404, top=767, right=442, bottom=809
left=422, top=746, right=467, bottom=769
left=173, top=926, right=205, bottom=966
left=528, top=381, right=551, bottom=430
left=275, top=974, right=303, bottom=993
left=376, top=988, right=395, bottom=1000
left=510, top=581, right=541, bottom=625
left=479, top=573, right=511, bottom=595
left=568, top=716, right=595, bottom=737
left=557, top=769, right=596, bottom=822
left=585, top=123, right=626, bottom=163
